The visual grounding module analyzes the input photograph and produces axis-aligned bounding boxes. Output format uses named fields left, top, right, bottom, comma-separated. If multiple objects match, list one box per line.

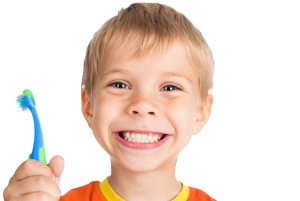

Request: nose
left=126, top=95, right=159, bottom=117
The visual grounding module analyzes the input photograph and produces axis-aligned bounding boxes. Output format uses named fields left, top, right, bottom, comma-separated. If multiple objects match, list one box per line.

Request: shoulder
left=60, top=181, right=106, bottom=201
left=187, top=186, right=217, bottom=201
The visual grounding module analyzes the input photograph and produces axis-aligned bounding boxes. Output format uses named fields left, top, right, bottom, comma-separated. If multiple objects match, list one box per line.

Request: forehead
left=100, top=40, right=197, bottom=81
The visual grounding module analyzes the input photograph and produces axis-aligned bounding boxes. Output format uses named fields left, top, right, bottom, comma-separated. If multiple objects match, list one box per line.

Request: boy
left=3, top=3, right=215, bottom=201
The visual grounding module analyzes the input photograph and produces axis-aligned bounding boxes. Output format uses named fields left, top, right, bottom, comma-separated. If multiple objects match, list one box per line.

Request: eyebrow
left=162, top=71, right=192, bottom=83
left=99, top=68, right=132, bottom=78
left=100, top=68, right=192, bottom=83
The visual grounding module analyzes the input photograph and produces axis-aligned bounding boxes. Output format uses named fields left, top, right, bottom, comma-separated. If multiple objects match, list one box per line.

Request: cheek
left=91, top=94, right=124, bottom=149
left=164, top=97, right=196, bottom=130
left=163, top=98, right=197, bottom=151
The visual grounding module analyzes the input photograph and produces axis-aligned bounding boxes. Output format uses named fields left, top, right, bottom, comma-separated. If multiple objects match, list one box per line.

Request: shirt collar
left=99, top=176, right=190, bottom=201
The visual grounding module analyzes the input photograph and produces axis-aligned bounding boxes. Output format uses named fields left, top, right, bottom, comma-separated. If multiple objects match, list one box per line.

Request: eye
left=108, top=82, right=182, bottom=91
left=161, top=84, right=182, bottom=91
left=109, top=81, right=130, bottom=89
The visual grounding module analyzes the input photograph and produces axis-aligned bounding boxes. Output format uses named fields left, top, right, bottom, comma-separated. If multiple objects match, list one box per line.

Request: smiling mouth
left=118, top=131, right=167, bottom=143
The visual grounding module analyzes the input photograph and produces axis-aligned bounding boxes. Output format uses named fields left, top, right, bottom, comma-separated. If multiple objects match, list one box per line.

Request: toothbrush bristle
left=22, top=106, right=29, bottom=112
left=16, top=94, right=23, bottom=99
left=16, top=94, right=29, bottom=112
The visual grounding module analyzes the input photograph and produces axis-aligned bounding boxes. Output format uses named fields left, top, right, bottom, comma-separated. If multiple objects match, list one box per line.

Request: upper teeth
left=122, top=132, right=162, bottom=143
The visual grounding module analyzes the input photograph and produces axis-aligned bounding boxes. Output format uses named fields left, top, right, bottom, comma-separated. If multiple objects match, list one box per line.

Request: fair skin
left=81, top=40, right=213, bottom=201
left=3, top=40, right=212, bottom=201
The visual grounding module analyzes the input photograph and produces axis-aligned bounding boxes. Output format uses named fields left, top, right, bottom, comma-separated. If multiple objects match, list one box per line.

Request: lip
left=113, top=132, right=171, bottom=150
left=114, top=129, right=170, bottom=135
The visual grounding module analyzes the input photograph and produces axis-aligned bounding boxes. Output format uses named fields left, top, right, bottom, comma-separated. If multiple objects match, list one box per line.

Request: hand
left=3, top=155, right=64, bottom=201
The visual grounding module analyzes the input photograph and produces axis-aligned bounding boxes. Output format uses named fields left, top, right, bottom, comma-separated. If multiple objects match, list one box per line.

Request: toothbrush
left=16, top=89, right=47, bottom=165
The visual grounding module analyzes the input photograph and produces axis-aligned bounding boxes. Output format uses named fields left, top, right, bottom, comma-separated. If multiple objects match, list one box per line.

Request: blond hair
left=82, top=3, right=214, bottom=106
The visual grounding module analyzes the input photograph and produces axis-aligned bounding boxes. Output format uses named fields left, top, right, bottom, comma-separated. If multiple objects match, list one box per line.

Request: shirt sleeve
left=60, top=189, right=78, bottom=201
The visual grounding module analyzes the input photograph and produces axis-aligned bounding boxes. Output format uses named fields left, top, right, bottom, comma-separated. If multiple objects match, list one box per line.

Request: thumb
left=47, top=155, right=65, bottom=187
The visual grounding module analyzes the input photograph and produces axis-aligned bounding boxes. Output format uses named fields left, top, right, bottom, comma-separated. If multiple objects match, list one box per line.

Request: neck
left=108, top=157, right=182, bottom=201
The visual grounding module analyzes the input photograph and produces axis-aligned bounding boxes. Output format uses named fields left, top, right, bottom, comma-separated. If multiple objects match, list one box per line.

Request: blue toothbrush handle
left=24, top=95, right=47, bottom=165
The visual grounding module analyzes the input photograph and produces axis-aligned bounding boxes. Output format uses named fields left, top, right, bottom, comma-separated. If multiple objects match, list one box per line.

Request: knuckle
left=34, top=176, right=47, bottom=187
left=21, top=159, right=33, bottom=170
left=3, top=185, right=12, bottom=201
left=3, top=185, right=15, bottom=201
left=37, top=192, right=49, bottom=201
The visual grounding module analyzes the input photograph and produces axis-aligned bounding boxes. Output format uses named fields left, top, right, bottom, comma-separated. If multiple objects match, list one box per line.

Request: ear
left=193, top=95, right=213, bottom=135
left=81, top=89, right=94, bottom=129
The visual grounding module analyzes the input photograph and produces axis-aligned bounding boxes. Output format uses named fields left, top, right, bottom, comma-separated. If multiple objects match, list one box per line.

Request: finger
left=5, top=175, right=61, bottom=200
left=47, top=155, right=65, bottom=187
left=9, top=159, right=54, bottom=185
left=5, top=191, right=58, bottom=201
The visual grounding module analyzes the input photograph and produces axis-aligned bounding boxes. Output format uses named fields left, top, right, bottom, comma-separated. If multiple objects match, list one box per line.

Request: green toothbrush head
left=23, top=89, right=36, bottom=107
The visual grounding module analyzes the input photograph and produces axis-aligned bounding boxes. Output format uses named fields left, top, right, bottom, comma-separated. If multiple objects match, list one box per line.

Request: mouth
left=113, top=131, right=171, bottom=150
left=118, top=131, right=167, bottom=143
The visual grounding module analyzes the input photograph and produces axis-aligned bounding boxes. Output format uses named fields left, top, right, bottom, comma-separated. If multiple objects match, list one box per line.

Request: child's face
left=82, top=40, right=213, bottom=172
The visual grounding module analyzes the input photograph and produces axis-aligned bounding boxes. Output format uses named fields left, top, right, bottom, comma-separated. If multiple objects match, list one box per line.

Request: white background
left=0, top=0, right=299, bottom=200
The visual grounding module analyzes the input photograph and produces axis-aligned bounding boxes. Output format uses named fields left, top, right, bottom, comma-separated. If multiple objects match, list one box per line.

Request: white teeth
left=136, top=134, right=141, bottom=140
left=147, top=134, right=155, bottom=142
left=147, top=134, right=152, bottom=140
left=121, top=132, right=165, bottom=143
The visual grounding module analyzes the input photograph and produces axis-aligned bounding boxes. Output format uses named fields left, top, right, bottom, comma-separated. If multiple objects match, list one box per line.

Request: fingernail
left=52, top=175, right=56, bottom=182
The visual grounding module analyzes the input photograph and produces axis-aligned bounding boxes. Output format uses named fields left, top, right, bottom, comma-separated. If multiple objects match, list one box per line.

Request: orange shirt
left=60, top=177, right=216, bottom=201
